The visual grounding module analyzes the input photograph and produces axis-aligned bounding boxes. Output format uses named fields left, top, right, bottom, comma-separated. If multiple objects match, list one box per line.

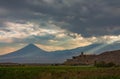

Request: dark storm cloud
left=0, top=0, right=27, bottom=9
left=0, top=0, right=120, bottom=37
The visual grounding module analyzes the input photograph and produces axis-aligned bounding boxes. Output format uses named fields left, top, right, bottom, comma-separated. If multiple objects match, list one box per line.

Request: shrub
left=94, top=61, right=116, bottom=67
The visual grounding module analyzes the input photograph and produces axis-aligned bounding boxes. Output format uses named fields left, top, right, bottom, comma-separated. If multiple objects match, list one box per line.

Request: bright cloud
left=0, top=21, right=66, bottom=43
left=0, top=21, right=120, bottom=54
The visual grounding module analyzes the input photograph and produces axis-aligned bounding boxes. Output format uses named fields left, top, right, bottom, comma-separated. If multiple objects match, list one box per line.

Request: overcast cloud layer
left=0, top=0, right=120, bottom=54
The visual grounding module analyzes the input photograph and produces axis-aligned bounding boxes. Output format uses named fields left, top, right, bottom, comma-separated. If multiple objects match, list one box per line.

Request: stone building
left=64, top=52, right=97, bottom=65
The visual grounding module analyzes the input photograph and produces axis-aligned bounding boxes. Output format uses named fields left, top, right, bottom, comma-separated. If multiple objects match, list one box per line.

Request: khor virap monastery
left=64, top=50, right=120, bottom=65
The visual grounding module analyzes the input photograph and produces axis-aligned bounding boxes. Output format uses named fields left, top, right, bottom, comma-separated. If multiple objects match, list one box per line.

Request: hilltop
left=64, top=50, right=120, bottom=65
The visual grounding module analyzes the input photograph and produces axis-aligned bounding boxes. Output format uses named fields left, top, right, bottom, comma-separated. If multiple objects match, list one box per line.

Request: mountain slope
left=0, top=44, right=82, bottom=63
left=0, top=44, right=49, bottom=63
left=0, top=44, right=47, bottom=57
left=0, top=43, right=120, bottom=64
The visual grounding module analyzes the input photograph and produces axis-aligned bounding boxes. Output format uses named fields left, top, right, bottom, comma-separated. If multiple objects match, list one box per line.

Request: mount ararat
left=0, top=43, right=119, bottom=63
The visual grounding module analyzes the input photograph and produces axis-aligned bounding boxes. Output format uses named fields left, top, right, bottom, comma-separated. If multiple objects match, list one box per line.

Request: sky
left=0, top=0, right=120, bottom=55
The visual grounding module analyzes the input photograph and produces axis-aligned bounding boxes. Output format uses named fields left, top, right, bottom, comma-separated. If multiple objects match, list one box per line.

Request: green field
left=0, top=66, right=120, bottom=79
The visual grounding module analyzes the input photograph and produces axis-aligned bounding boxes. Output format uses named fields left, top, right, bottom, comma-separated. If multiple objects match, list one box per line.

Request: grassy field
left=0, top=66, right=120, bottom=79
